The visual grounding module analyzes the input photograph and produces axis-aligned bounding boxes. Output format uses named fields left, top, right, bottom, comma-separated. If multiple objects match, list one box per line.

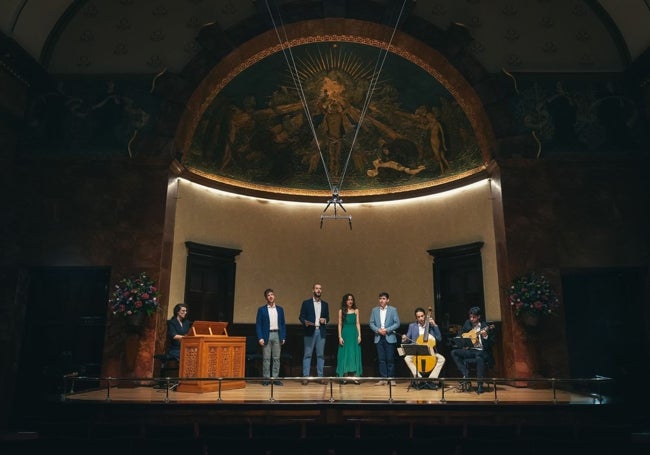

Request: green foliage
left=507, top=271, right=559, bottom=317
left=109, top=272, right=160, bottom=317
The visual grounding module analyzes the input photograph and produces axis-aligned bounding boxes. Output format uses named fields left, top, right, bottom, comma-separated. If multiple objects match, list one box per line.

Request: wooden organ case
left=177, top=321, right=246, bottom=392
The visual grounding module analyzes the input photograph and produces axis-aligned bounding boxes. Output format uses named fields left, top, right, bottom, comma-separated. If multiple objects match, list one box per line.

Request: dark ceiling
left=2, top=0, right=649, bottom=202
left=2, top=0, right=649, bottom=75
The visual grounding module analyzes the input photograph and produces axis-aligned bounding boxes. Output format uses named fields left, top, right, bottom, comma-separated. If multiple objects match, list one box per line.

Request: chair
left=460, top=352, right=494, bottom=393
left=153, top=353, right=179, bottom=389
left=154, top=353, right=179, bottom=376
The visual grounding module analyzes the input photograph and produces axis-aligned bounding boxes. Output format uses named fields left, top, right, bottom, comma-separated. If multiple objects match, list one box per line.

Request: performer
left=255, top=288, right=287, bottom=386
left=336, top=293, right=362, bottom=383
left=299, top=283, right=330, bottom=384
left=167, top=303, right=192, bottom=361
left=450, top=306, right=494, bottom=394
left=402, top=307, right=445, bottom=389
left=369, top=291, right=400, bottom=385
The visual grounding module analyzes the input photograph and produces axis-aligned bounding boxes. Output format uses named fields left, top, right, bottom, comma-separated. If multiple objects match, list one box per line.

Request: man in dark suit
left=255, top=288, right=287, bottom=386
left=298, top=283, right=330, bottom=384
left=450, top=306, right=494, bottom=394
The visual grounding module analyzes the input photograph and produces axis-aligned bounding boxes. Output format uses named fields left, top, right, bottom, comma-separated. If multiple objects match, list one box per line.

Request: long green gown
left=336, top=312, right=363, bottom=377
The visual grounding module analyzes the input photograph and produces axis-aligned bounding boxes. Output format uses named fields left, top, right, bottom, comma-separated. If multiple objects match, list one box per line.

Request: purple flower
left=507, top=272, right=559, bottom=317
left=108, top=272, right=160, bottom=317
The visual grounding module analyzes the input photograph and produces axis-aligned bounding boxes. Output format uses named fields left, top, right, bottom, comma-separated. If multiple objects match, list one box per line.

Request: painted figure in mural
left=318, top=77, right=354, bottom=180
left=545, top=81, right=582, bottom=149
left=593, top=82, right=638, bottom=150
left=220, top=96, right=257, bottom=171
left=366, top=138, right=425, bottom=180
left=423, top=108, right=450, bottom=174
left=26, top=79, right=150, bottom=153
left=522, top=81, right=585, bottom=152
left=186, top=43, right=484, bottom=191
left=391, top=104, right=450, bottom=175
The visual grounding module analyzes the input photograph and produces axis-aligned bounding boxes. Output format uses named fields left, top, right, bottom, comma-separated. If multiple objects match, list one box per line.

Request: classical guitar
left=415, top=307, right=437, bottom=373
left=461, top=323, right=495, bottom=347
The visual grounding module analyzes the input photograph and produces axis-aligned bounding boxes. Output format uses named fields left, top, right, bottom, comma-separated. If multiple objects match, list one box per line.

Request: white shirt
left=313, top=299, right=321, bottom=327
left=267, top=305, right=279, bottom=330
left=380, top=306, right=387, bottom=329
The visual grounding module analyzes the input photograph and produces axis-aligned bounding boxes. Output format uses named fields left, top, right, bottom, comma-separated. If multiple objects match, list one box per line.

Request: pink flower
left=507, top=272, right=559, bottom=318
left=109, top=272, right=160, bottom=317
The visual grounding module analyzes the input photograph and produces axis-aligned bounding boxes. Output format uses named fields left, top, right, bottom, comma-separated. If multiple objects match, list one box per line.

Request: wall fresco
left=183, top=42, right=482, bottom=193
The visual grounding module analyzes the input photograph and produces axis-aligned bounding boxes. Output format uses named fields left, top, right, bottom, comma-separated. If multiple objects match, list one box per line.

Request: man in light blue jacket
left=368, top=291, right=401, bottom=385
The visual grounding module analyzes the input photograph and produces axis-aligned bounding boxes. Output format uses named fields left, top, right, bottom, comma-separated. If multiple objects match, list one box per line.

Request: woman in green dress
left=336, top=293, right=363, bottom=383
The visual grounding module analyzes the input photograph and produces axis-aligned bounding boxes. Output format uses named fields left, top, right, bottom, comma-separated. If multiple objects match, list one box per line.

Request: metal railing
left=62, top=373, right=615, bottom=405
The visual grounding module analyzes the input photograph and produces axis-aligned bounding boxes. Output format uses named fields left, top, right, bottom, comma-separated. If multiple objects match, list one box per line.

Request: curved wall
left=167, top=178, right=501, bottom=323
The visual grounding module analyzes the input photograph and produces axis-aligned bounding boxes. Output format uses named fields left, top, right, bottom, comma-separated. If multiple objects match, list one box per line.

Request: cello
left=415, top=306, right=437, bottom=374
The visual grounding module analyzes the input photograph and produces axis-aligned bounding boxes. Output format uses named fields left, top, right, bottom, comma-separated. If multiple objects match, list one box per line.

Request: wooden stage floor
left=64, top=376, right=609, bottom=405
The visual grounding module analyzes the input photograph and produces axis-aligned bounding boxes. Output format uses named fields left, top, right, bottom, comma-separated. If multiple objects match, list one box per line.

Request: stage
left=3, top=375, right=647, bottom=455
left=64, top=375, right=608, bottom=405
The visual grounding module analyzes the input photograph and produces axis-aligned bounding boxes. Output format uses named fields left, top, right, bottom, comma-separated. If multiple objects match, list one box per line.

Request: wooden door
left=184, top=242, right=241, bottom=323
left=427, top=242, right=485, bottom=375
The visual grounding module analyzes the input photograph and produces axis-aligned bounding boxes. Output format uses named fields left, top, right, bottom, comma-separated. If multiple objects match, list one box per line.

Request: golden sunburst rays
left=280, top=43, right=387, bottom=97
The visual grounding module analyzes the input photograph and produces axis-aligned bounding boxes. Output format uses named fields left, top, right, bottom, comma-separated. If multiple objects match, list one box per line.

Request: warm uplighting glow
left=174, top=177, right=491, bottom=209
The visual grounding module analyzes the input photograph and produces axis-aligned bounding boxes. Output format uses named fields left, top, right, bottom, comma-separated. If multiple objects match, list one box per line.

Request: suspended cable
left=264, top=0, right=408, bottom=228
left=264, top=1, right=333, bottom=189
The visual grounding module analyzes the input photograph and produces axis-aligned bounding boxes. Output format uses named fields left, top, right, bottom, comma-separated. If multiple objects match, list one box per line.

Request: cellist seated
left=401, top=306, right=446, bottom=389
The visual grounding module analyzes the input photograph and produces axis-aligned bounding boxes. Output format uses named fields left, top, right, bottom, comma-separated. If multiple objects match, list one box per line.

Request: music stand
left=402, top=344, right=434, bottom=391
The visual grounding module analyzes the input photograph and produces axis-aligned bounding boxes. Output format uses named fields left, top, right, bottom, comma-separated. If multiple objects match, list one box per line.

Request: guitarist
left=402, top=307, right=446, bottom=389
left=450, top=306, right=494, bottom=394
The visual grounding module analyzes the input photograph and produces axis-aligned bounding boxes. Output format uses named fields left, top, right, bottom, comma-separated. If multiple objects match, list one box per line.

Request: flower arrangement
left=109, top=272, right=160, bottom=317
left=507, top=271, right=559, bottom=317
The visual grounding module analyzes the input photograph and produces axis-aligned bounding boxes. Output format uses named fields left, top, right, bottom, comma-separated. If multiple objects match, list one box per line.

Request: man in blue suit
left=298, top=283, right=330, bottom=384
left=255, top=288, right=287, bottom=385
left=369, top=291, right=401, bottom=385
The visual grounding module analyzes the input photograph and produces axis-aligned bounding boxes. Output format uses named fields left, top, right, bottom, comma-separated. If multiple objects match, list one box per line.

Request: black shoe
left=262, top=380, right=270, bottom=386
left=273, top=380, right=283, bottom=386
left=425, top=382, right=439, bottom=390
left=476, top=384, right=484, bottom=394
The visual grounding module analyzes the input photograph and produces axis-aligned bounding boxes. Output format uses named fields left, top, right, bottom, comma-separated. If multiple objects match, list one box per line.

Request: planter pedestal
left=520, top=312, right=539, bottom=327
left=126, top=312, right=145, bottom=328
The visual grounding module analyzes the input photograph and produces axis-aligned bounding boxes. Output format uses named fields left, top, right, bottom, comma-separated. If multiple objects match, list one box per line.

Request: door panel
left=184, top=242, right=241, bottom=323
